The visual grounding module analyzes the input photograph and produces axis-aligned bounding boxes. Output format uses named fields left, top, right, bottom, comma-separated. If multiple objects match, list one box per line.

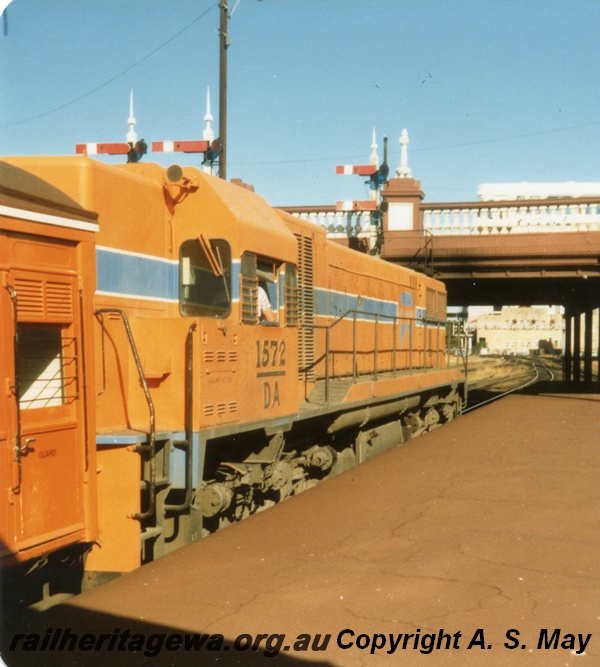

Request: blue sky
left=1, top=0, right=598, bottom=207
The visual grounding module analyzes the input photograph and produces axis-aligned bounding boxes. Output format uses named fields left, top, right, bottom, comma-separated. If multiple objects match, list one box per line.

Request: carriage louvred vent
left=14, top=276, right=73, bottom=321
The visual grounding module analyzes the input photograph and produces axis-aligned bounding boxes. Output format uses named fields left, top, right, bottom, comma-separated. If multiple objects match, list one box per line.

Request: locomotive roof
left=0, top=159, right=99, bottom=223
left=196, top=170, right=297, bottom=261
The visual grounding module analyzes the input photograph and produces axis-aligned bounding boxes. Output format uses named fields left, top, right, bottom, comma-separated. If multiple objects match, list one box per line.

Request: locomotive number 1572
left=256, top=339, right=286, bottom=369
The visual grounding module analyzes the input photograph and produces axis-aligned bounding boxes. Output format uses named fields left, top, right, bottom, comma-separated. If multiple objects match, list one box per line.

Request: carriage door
left=7, top=237, right=86, bottom=552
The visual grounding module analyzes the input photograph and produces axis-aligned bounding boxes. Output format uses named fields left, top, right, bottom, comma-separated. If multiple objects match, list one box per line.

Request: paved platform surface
left=2, top=392, right=599, bottom=666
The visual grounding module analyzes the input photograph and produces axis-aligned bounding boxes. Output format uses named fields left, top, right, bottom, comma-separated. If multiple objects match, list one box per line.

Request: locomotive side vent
left=426, top=287, right=436, bottom=319
left=203, top=350, right=237, bottom=363
left=295, top=233, right=315, bottom=382
left=203, top=402, right=238, bottom=418
left=426, top=288, right=448, bottom=321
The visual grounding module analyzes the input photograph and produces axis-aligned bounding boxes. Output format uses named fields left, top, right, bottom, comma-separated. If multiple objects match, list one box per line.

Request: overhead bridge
left=283, top=178, right=600, bottom=388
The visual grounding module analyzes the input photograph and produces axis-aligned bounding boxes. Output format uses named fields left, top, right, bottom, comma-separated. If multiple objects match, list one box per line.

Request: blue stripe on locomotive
left=96, top=247, right=241, bottom=303
left=95, top=248, right=418, bottom=327
left=314, top=287, right=404, bottom=322
left=96, top=248, right=179, bottom=302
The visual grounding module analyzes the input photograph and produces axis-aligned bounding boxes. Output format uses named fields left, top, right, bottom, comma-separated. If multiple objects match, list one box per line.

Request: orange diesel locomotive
left=1, top=156, right=465, bottom=600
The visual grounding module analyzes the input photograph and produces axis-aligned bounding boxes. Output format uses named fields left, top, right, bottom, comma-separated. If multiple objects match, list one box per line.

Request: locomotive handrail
left=95, top=308, right=157, bottom=521
left=303, top=308, right=445, bottom=404
left=164, top=323, right=196, bottom=514
left=5, top=285, right=24, bottom=495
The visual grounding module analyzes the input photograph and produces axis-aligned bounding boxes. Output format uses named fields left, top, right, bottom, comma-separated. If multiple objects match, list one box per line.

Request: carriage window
left=16, top=325, right=71, bottom=409
left=180, top=237, right=232, bottom=317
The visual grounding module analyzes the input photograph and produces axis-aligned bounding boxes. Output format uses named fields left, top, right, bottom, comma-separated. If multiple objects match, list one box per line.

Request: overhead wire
left=0, top=2, right=219, bottom=128
left=229, top=118, right=600, bottom=167
left=3, top=0, right=597, bottom=166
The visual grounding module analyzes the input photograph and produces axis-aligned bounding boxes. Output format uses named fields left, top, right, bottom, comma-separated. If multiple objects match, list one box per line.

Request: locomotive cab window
left=241, top=253, right=281, bottom=325
left=180, top=236, right=232, bottom=318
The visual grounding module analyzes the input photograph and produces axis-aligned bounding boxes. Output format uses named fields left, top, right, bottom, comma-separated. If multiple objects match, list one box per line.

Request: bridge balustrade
left=285, top=199, right=600, bottom=241
left=422, top=200, right=600, bottom=235
left=283, top=188, right=600, bottom=390
left=284, top=205, right=377, bottom=244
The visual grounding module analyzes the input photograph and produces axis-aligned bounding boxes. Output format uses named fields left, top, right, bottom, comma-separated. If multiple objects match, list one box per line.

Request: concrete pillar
left=584, top=308, right=593, bottom=385
left=573, top=311, right=581, bottom=383
left=597, top=308, right=600, bottom=372
left=564, top=309, right=572, bottom=382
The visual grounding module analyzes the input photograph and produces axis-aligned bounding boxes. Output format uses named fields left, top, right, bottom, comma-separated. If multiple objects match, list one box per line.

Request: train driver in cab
left=258, top=282, right=276, bottom=322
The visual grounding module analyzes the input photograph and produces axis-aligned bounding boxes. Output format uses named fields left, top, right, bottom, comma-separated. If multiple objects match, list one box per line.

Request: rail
left=302, top=307, right=446, bottom=404
left=464, top=357, right=555, bottom=413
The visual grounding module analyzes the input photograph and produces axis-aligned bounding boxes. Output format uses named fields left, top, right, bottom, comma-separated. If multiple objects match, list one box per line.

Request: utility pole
left=219, top=0, right=229, bottom=180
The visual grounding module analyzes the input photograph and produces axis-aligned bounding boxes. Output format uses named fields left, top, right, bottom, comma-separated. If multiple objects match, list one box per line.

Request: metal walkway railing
left=302, top=308, right=445, bottom=404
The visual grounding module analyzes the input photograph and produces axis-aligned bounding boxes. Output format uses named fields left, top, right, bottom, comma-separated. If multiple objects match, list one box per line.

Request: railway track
left=465, top=356, right=557, bottom=413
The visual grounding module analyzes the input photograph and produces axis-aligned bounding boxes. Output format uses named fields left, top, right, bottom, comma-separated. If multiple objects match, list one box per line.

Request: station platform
left=3, top=391, right=599, bottom=666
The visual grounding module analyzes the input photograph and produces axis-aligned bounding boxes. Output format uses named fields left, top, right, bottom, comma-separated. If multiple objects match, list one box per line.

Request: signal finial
left=203, top=87, right=214, bottom=143
left=127, top=89, right=137, bottom=145
left=396, top=128, right=411, bottom=178
left=370, top=127, right=378, bottom=167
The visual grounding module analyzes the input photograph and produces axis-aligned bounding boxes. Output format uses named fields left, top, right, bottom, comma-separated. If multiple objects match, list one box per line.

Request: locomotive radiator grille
left=426, top=288, right=448, bottom=321
left=295, top=233, right=315, bottom=381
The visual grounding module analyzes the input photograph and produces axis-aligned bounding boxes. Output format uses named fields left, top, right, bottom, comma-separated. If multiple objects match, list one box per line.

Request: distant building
left=478, top=182, right=600, bottom=202
left=469, top=306, right=565, bottom=356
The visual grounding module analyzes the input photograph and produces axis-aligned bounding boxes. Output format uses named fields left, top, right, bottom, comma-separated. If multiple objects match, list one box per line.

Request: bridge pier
left=564, top=309, right=573, bottom=383
left=564, top=304, right=598, bottom=388
left=584, top=308, right=593, bottom=385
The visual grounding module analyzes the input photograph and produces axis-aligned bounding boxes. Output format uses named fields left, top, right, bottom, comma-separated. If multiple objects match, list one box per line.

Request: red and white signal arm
left=152, top=141, right=209, bottom=154
left=335, top=164, right=378, bottom=176
left=75, top=143, right=130, bottom=155
left=335, top=200, right=378, bottom=212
